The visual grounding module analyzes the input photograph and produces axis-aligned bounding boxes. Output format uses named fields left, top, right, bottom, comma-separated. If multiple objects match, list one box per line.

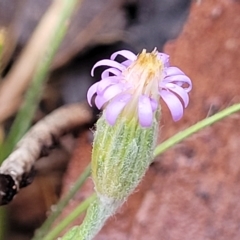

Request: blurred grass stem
left=33, top=164, right=91, bottom=240
left=0, top=0, right=82, bottom=123
left=154, top=103, right=240, bottom=157
left=0, top=28, right=5, bottom=75
left=42, top=194, right=97, bottom=240
left=0, top=208, right=7, bottom=240
left=0, top=0, right=83, bottom=161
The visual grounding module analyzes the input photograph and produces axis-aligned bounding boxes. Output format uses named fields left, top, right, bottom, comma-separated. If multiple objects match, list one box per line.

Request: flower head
left=87, top=49, right=192, bottom=127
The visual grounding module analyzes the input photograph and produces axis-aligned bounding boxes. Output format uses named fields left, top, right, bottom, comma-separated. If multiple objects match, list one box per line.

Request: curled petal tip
left=165, top=66, right=187, bottom=77
left=160, top=90, right=184, bottom=121
left=101, top=68, right=121, bottom=78
left=91, top=59, right=126, bottom=76
left=164, top=83, right=189, bottom=108
left=87, top=82, right=98, bottom=106
left=110, top=50, right=137, bottom=61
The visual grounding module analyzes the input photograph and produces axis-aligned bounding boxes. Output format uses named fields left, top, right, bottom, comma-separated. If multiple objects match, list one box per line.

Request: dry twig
left=0, top=102, right=92, bottom=205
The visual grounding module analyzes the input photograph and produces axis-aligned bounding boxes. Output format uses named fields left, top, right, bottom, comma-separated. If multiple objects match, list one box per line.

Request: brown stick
left=0, top=102, right=92, bottom=205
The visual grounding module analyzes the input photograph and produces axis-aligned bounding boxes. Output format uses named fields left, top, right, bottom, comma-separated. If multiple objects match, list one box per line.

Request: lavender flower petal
left=164, top=74, right=192, bottom=84
left=91, top=60, right=126, bottom=76
left=138, top=95, right=153, bottom=127
left=97, top=77, right=120, bottom=94
left=105, top=94, right=132, bottom=125
left=166, top=67, right=185, bottom=76
left=101, top=83, right=127, bottom=102
left=110, top=50, right=137, bottom=61
left=101, top=68, right=121, bottom=78
left=150, top=98, right=158, bottom=111
left=87, top=82, right=98, bottom=106
left=157, top=53, right=170, bottom=67
left=95, top=95, right=108, bottom=109
left=160, top=90, right=184, bottom=121
left=121, top=60, right=133, bottom=67
left=162, top=83, right=189, bottom=107
left=95, top=83, right=127, bottom=109
left=163, top=75, right=192, bottom=92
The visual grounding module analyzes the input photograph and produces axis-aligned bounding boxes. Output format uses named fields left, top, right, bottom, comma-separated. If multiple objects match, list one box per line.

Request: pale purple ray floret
left=87, top=49, right=192, bottom=127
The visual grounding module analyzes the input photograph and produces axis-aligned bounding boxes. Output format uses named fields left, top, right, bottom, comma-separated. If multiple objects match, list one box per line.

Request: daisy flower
left=87, top=48, right=192, bottom=127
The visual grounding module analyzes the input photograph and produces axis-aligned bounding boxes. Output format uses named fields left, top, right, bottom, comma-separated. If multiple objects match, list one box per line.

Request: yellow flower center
left=121, top=48, right=164, bottom=120
left=123, top=48, right=163, bottom=98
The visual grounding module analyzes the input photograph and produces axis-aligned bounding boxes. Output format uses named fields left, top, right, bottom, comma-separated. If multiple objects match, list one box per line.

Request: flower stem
left=154, top=103, right=240, bottom=157
left=33, top=164, right=91, bottom=240
left=42, top=194, right=97, bottom=240
left=60, top=197, right=121, bottom=240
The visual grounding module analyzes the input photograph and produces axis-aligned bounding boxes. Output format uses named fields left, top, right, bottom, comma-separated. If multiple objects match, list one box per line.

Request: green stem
left=42, top=194, right=97, bottom=240
left=154, top=103, right=240, bottom=157
left=0, top=0, right=82, bottom=161
left=33, top=164, right=91, bottom=240
left=0, top=207, right=7, bottom=240
left=60, top=197, right=121, bottom=240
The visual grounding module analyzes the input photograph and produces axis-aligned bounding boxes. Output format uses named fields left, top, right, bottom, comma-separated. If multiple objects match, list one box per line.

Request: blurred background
left=1, top=0, right=240, bottom=239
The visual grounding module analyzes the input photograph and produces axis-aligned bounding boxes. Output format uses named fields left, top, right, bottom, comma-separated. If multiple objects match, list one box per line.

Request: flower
left=87, top=49, right=192, bottom=127
left=79, top=49, right=193, bottom=240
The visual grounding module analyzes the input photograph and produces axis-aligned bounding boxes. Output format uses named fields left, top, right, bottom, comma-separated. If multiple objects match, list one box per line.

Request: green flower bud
left=91, top=111, right=159, bottom=203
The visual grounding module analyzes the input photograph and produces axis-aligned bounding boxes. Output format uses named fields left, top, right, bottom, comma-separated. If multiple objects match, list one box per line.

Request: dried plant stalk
left=0, top=102, right=92, bottom=205
left=0, top=0, right=82, bottom=123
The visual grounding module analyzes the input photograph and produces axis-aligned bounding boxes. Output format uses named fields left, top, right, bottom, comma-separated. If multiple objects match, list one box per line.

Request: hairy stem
left=42, top=194, right=96, bottom=240
left=60, top=197, right=121, bottom=240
